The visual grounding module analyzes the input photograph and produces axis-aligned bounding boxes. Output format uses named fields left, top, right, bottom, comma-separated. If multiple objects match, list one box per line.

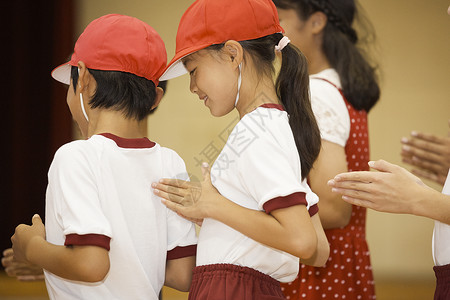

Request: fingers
left=17, top=274, right=45, bottom=281
left=330, top=171, right=375, bottom=184
left=32, top=214, right=42, bottom=226
left=201, top=162, right=211, bottom=181
left=153, top=187, right=185, bottom=204
left=367, top=159, right=397, bottom=173
left=341, top=195, right=374, bottom=210
left=157, top=178, right=192, bottom=189
left=152, top=182, right=186, bottom=198
left=403, top=155, right=448, bottom=175
left=408, top=131, right=443, bottom=145
left=3, top=248, right=13, bottom=257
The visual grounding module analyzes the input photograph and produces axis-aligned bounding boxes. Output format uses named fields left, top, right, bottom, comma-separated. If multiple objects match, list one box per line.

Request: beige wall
left=76, top=0, right=450, bottom=280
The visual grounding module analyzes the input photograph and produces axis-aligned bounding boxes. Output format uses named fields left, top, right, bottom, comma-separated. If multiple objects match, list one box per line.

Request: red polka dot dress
left=281, top=75, right=375, bottom=300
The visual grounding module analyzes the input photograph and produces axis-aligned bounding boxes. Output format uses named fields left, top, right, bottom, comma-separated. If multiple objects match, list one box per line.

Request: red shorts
left=434, top=264, right=450, bottom=300
left=188, top=264, right=286, bottom=300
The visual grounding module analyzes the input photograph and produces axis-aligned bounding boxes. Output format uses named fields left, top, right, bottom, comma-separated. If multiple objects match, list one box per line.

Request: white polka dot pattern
left=281, top=83, right=375, bottom=299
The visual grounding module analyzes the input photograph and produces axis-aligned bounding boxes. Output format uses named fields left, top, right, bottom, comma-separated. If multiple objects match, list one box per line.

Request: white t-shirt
left=432, top=169, right=450, bottom=266
left=310, top=69, right=350, bottom=147
left=197, top=104, right=319, bottom=283
left=44, top=134, right=197, bottom=300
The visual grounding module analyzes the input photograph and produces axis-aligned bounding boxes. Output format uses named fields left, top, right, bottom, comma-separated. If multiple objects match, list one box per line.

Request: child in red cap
left=10, top=14, right=197, bottom=300
left=152, top=0, right=329, bottom=299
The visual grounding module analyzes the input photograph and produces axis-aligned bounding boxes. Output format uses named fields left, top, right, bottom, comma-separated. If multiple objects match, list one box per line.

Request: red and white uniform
left=281, top=69, right=376, bottom=299
left=44, top=133, right=197, bottom=300
left=197, top=104, right=319, bottom=282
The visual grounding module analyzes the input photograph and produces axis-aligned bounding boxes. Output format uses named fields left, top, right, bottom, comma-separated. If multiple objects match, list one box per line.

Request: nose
left=189, top=77, right=198, bottom=94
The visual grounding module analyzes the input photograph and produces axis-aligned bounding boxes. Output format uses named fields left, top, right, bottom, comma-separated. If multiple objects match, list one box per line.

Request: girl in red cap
left=274, top=0, right=380, bottom=299
left=152, top=0, right=329, bottom=299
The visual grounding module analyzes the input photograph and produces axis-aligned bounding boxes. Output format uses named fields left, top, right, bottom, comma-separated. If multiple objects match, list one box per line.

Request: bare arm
left=12, top=215, right=110, bottom=282
left=300, top=214, right=329, bottom=267
left=309, top=141, right=352, bottom=229
left=401, top=120, right=450, bottom=186
left=165, top=255, right=196, bottom=292
left=328, top=160, right=450, bottom=225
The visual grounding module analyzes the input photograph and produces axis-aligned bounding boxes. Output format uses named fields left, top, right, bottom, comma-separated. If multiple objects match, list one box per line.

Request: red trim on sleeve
left=308, top=204, right=319, bottom=217
left=263, top=192, right=307, bottom=214
left=65, top=234, right=111, bottom=251
left=167, top=245, right=197, bottom=260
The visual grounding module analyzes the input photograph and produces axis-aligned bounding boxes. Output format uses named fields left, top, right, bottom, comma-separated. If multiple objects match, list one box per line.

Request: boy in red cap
left=152, top=0, right=329, bottom=299
left=10, top=14, right=196, bottom=300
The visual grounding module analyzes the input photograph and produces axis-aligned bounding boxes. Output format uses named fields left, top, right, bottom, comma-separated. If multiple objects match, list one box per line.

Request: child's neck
left=87, top=109, right=146, bottom=139
left=236, top=74, right=280, bottom=119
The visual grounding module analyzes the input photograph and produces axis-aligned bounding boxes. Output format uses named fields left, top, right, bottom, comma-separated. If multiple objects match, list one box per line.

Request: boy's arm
left=164, top=255, right=196, bottom=292
left=12, top=215, right=110, bottom=283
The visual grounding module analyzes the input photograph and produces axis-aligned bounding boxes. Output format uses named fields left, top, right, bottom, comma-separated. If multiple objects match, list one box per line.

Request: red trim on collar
left=259, top=103, right=285, bottom=111
left=99, top=133, right=156, bottom=149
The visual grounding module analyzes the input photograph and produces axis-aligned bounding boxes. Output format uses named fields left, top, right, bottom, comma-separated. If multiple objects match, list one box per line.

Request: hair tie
left=275, top=36, right=290, bottom=51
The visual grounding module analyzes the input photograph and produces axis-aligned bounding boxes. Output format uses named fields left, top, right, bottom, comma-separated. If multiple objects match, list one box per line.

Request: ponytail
left=274, top=0, right=380, bottom=112
left=276, top=41, right=321, bottom=179
left=208, top=33, right=321, bottom=179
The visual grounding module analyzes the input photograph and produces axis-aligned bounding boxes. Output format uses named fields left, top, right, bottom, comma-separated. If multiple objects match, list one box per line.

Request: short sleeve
left=310, top=78, right=350, bottom=147
left=161, top=148, right=197, bottom=258
left=235, top=118, right=312, bottom=212
left=48, top=143, right=112, bottom=248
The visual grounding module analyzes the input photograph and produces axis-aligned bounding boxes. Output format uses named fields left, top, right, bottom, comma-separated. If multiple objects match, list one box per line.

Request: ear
left=76, top=61, right=92, bottom=93
left=223, top=40, right=244, bottom=67
left=151, top=86, right=164, bottom=110
left=310, top=11, right=327, bottom=34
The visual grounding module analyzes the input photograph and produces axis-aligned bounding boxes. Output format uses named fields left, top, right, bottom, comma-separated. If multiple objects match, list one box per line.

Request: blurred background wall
left=2, top=0, right=449, bottom=290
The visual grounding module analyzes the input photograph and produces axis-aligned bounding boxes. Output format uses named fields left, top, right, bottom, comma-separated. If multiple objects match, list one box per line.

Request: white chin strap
left=80, top=93, right=89, bottom=122
left=234, top=63, right=242, bottom=107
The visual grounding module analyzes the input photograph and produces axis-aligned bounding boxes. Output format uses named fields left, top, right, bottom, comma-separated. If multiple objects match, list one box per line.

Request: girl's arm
left=153, top=168, right=319, bottom=259
left=300, top=214, right=329, bottom=267
left=12, top=215, right=110, bottom=282
left=165, top=255, right=196, bottom=292
left=309, top=140, right=352, bottom=229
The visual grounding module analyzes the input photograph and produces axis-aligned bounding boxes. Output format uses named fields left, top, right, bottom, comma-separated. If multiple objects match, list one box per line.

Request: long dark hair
left=209, top=33, right=321, bottom=179
left=274, top=0, right=380, bottom=111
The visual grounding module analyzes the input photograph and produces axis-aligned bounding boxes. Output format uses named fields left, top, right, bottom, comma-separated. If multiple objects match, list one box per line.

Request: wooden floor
left=0, top=271, right=435, bottom=299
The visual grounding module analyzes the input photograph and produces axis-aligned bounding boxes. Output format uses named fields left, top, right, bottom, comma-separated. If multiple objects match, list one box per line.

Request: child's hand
left=11, top=214, right=46, bottom=263
left=1, top=248, right=44, bottom=281
left=152, top=163, right=222, bottom=223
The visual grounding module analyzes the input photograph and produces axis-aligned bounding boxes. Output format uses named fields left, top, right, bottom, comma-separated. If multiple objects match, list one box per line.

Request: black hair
left=273, top=0, right=380, bottom=112
left=70, top=66, right=158, bottom=121
left=209, top=33, right=321, bottom=179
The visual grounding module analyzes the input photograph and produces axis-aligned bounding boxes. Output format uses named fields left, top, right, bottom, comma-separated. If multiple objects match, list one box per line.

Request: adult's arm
left=328, top=160, right=450, bottom=225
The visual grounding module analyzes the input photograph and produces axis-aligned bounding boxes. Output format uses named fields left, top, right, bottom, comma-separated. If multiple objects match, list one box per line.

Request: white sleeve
left=48, top=143, right=112, bottom=239
left=236, top=120, right=311, bottom=211
left=161, top=148, right=197, bottom=251
left=310, top=79, right=350, bottom=147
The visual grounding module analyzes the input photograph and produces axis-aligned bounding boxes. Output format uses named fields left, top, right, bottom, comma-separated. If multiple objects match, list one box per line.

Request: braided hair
left=273, top=0, right=380, bottom=112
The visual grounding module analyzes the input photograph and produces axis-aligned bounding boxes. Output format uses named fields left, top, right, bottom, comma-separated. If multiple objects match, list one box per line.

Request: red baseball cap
left=52, top=14, right=167, bottom=86
left=159, top=0, right=284, bottom=81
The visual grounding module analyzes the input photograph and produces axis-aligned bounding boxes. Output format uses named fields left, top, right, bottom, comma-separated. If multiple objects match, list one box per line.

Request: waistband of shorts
left=434, top=263, right=450, bottom=280
left=193, top=264, right=280, bottom=287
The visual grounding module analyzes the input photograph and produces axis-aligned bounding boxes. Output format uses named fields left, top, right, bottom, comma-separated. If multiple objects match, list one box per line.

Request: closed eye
left=189, top=68, right=197, bottom=76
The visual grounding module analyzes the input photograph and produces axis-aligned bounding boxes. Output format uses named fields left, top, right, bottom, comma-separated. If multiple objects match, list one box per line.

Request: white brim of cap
left=51, top=63, right=72, bottom=85
left=159, top=58, right=188, bottom=81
